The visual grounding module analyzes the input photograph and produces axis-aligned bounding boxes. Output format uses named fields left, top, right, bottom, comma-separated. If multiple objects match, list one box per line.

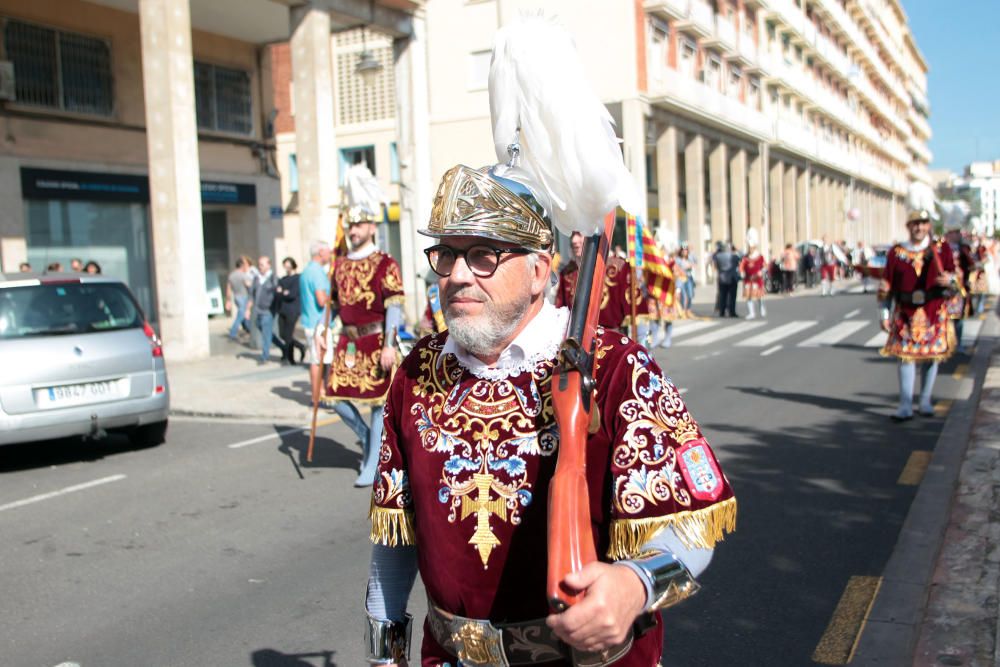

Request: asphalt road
left=0, top=288, right=979, bottom=667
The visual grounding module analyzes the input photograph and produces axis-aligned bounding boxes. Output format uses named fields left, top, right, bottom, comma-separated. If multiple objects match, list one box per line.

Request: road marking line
left=227, top=416, right=340, bottom=449
left=737, top=320, right=817, bottom=347
left=678, top=387, right=689, bottom=394
left=962, top=319, right=983, bottom=347
left=676, top=320, right=766, bottom=346
left=0, top=475, right=126, bottom=513
left=797, top=320, right=868, bottom=348
left=897, top=451, right=932, bottom=486
left=669, top=320, right=721, bottom=338
left=844, top=308, right=861, bottom=319
left=935, top=399, right=953, bottom=417
left=760, top=345, right=782, bottom=357
left=864, top=331, right=888, bottom=348
left=812, top=575, right=883, bottom=665
left=953, top=364, right=969, bottom=380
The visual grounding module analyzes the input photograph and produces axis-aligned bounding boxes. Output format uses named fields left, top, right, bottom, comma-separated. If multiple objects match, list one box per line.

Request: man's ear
left=530, top=253, right=553, bottom=297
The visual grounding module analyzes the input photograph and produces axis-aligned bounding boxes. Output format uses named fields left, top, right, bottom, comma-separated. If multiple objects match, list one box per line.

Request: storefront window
left=24, top=200, right=155, bottom=321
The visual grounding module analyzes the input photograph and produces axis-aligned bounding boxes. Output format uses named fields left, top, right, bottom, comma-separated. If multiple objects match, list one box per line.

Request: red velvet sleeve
left=369, top=364, right=416, bottom=547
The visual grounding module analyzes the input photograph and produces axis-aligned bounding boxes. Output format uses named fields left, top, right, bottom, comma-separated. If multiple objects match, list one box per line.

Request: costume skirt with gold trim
left=743, top=278, right=765, bottom=300
left=880, top=302, right=955, bottom=363
left=322, top=332, right=394, bottom=404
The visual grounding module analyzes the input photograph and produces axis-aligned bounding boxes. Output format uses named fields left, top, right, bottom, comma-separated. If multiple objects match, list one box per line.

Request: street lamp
left=356, top=28, right=382, bottom=86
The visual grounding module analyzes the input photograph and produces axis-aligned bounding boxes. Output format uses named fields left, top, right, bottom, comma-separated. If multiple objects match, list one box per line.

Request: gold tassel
left=607, top=497, right=737, bottom=560
left=369, top=497, right=417, bottom=547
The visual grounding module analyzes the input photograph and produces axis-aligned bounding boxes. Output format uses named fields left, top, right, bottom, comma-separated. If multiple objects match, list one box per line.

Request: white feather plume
left=489, top=14, right=641, bottom=237
left=907, top=181, right=936, bottom=215
left=746, top=227, right=760, bottom=248
left=342, top=164, right=387, bottom=216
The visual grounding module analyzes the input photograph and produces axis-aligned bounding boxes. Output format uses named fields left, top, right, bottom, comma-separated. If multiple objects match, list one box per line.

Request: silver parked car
left=0, top=273, right=169, bottom=447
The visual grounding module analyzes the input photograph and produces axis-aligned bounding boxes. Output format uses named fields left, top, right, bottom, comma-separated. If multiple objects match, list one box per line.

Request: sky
left=904, top=0, right=1000, bottom=173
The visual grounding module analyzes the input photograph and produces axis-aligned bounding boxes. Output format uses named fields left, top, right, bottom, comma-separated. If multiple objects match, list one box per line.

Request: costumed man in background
left=819, top=235, right=840, bottom=297
left=362, top=16, right=735, bottom=667
left=318, top=165, right=405, bottom=487
left=880, top=187, right=956, bottom=422
left=740, top=229, right=767, bottom=320
left=968, top=235, right=989, bottom=317
left=944, top=224, right=975, bottom=354
left=554, top=230, right=585, bottom=310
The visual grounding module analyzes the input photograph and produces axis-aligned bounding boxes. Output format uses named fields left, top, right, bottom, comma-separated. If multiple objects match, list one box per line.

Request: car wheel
left=130, top=420, right=168, bottom=448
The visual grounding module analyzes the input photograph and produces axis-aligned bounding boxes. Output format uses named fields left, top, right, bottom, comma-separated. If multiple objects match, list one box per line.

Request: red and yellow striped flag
left=626, top=215, right=674, bottom=306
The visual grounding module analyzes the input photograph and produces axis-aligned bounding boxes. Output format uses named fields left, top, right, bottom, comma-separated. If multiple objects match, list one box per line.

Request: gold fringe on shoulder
left=369, top=497, right=417, bottom=547
left=607, top=497, right=737, bottom=560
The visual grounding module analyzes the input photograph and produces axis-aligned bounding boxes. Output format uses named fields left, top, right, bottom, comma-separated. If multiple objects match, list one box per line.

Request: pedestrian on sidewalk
left=675, top=245, right=696, bottom=317
left=713, top=241, right=740, bottom=317
left=275, top=257, right=306, bottom=365
left=300, top=240, right=332, bottom=412
left=226, top=256, right=253, bottom=340
left=880, top=193, right=957, bottom=421
left=317, top=165, right=403, bottom=488
left=781, top=243, right=799, bottom=294
left=248, top=255, right=279, bottom=364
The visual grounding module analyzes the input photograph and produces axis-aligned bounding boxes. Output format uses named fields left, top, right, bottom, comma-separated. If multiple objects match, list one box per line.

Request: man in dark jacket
left=248, top=255, right=279, bottom=364
left=713, top=242, right=740, bottom=317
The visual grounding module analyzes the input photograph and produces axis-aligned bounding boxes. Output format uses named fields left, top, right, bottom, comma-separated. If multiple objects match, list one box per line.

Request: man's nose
left=447, top=253, right=477, bottom=284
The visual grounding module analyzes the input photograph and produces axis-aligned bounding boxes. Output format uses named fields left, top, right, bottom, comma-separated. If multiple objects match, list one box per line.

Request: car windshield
left=0, top=283, right=143, bottom=339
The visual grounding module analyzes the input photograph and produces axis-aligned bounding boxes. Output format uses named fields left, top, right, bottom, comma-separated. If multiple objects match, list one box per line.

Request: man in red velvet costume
left=554, top=231, right=584, bottom=310
left=739, top=230, right=767, bottom=320
left=320, top=191, right=405, bottom=487
left=879, top=207, right=957, bottom=421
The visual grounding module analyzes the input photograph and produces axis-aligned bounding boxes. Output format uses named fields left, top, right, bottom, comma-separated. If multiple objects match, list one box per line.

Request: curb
left=852, top=310, right=1000, bottom=665
left=169, top=408, right=316, bottom=423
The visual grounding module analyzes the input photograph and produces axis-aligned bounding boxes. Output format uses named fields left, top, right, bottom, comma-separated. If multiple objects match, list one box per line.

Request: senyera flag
left=627, top=215, right=674, bottom=305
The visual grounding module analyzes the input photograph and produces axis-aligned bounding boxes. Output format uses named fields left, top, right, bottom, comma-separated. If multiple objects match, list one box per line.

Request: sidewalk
left=167, top=316, right=317, bottom=422
left=854, top=308, right=1000, bottom=666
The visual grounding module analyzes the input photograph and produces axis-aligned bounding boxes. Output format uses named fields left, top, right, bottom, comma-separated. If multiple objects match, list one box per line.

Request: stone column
left=290, top=8, right=339, bottom=264
left=783, top=163, right=797, bottom=247
left=769, top=159, right=784, bottom=256
left=709, top=141, right=729, bottom=244
left=684, top=133, right=707, bottom=283
left=394, top=15, right=432, bottom=324
left=748, top=149, right=765, bottom=254
left=796, top=164, right=809, bottom=242
left=810, top=172, right=822, bottom=239
left=730, top=148, right=748, bottom=251
left=622, top=98, right=649, bottom=223
left=139, top=0, right=208, bottom=361
left=656, top=122, right=680, bottom=244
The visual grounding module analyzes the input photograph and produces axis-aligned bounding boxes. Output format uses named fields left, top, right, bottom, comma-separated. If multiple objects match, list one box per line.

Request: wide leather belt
left=342, top=321, right=383, bottom=341
left=896, top=287, right=950, bottom=305
left=426, top=600, right=632, bottom=667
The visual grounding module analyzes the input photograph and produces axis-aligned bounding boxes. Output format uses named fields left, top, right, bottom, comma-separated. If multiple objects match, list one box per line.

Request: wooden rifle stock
left=547, top=212, right=616, bottom=611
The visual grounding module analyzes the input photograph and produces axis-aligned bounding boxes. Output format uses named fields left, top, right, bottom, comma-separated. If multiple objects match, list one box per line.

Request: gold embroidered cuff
left=608, top=497, right=737, bottom=560
left=384, top=295, right=406, bottom=308
left=369, top=499, right=417, bottom=547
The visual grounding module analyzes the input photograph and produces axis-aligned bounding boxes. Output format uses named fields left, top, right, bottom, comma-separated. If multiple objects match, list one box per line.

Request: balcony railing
left=689, top=0, right=715, bottom=36
left=737, top=31, right=758, bottom=65
left=643, top=0, right=689, bottom=21
left=908, top=107, right=932, bottom=140
left=714, top=14, right=737, bottom=50
left=651, top=67, right=773, bottom=138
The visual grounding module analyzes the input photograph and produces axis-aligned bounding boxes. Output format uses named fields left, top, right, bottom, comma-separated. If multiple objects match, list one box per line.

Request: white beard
left=444, top=286, right=531, bottom=358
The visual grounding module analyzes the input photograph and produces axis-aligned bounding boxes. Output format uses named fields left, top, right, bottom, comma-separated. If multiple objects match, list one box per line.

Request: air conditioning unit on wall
left=0, top=61, right=15, bottom=101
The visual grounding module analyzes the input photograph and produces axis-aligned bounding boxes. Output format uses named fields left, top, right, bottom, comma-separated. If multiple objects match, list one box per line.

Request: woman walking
left=275, top=257, right=306, bottom=364
left=675, top=245, right=696, bottom=317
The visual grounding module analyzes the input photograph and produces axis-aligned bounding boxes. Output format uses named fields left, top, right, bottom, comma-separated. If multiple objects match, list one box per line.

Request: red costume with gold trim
left=879, top=242, right=956, bottom=363
left=370, top=324, right=736, bottom=667
left=323, top=250, right=404, bottom=404
left=739, top=253, right=766, bottom=300
left=970, top=245, right=989, bottom=295
left=554, top=259, right=579, bottom=310
left=600, top=257, right=649, bottom=331
left=944, top=242, right=975, bottom=320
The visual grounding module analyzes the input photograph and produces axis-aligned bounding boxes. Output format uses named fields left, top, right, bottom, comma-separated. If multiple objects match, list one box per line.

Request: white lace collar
left=903, top=237, right=930, bottom=253
left=442, top=301, right=570, bottom=381
left=347, top=243, right=378, bottom=260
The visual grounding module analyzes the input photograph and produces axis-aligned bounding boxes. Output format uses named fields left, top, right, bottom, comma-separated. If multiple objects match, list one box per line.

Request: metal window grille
left=193, top=61, right=252, bottom=135
left=3, top=19, right=112, bottom=115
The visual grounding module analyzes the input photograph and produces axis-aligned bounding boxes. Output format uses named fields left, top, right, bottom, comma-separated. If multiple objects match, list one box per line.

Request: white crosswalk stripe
left=736, top=320, right=818, bottom=347
left=676, top=321, right=767, bottom=346
left=864, top=331, right=888, bottom=348
left=963, top=319, right=983, bottom=347
left=797, top=320, right=868, bottom=347
left=670, top=320, right=721, bottom=338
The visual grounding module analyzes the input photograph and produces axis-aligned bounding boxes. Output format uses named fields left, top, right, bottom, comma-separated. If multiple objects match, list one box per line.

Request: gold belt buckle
left=912, top=289, right=926, bottom=306
left=451, top=620, right=507, bottom=667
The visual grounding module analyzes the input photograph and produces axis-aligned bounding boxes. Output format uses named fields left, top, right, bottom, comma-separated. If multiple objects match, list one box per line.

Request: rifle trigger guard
left=558, top=338, right=596, bottom=405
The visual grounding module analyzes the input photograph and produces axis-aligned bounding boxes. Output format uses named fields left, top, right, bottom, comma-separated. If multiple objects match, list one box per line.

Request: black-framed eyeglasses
left=423, top=244, right=533, bottom=278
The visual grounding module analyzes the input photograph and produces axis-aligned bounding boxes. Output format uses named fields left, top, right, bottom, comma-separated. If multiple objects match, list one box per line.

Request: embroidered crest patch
left=677, top=438, right=723, bottom=501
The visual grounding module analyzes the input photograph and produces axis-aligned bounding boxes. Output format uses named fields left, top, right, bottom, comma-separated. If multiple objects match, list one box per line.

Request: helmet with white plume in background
left=340, top=164, right=388, bottom=225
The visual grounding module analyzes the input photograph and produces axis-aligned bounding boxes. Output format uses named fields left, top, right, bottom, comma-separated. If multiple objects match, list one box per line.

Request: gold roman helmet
left=420, top=164, right=553, bottom=252
left=906, top=208, right=932, bottom=224
left=343, top=204, right=381, bottom=225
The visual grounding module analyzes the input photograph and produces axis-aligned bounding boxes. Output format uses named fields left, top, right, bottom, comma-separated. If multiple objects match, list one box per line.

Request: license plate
left=35, top=380, right=123, bottom=408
